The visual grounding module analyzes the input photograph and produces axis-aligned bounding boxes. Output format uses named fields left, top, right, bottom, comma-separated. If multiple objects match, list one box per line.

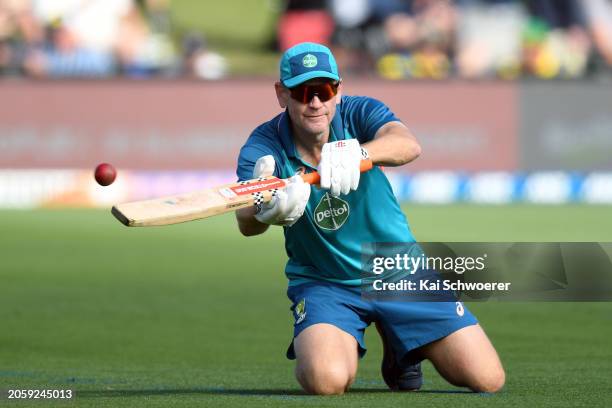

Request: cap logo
left=302, top=54, right=318, bottom=68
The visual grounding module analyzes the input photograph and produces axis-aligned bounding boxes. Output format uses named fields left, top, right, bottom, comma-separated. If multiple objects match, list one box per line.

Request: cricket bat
left=112, top=159, right=373, bottom=227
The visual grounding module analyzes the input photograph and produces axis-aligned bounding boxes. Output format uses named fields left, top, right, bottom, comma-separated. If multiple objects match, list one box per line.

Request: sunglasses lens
left=290, top=82, right=338, bottom=103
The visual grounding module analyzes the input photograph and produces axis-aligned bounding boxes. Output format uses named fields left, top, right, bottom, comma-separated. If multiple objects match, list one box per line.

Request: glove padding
left=252, top=155, right=310, bottom=227
left=320, top=139, right=364, bottom=196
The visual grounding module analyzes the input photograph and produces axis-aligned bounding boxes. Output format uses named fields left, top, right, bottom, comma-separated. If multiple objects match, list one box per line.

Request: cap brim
left=283, top=71, right=340, bottom=88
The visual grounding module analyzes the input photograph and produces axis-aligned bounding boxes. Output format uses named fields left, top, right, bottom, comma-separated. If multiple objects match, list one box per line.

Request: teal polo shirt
left=237, top=95, right=416, bottom=286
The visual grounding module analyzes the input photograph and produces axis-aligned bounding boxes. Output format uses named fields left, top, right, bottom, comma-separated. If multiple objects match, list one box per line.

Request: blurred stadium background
left=1, top=0, right=612, bottom=207
left=1, top=1, right=612, bottom=407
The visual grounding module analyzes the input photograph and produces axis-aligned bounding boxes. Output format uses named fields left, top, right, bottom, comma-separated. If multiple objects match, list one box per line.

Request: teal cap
left=279, top=42, right=340, bottom=88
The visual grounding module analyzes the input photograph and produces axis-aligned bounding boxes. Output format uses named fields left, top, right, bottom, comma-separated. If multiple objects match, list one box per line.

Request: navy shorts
left=286, top=281, right=478, bottom=362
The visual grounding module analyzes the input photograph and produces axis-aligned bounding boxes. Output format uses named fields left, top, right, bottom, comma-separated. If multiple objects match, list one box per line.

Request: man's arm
left=361, top=121, right=421, bottom=167
left=236, top=207, right=270, bottom=236
left=235, top=155, right=311, bottom=237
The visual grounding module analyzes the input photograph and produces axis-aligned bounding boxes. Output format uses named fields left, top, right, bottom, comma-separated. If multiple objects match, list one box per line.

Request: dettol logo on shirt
left=314, top=193, right=350, bottom=230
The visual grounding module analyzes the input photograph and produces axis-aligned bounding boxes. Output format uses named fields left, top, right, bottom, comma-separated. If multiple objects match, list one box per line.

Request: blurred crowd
left=2, top=0, right=612, bottom=80
left=0, top=0, right=226, bottom=79
left=279, top=0, right=612, bottom=79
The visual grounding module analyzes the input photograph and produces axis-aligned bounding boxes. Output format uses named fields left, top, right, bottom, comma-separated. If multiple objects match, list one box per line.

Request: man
left=235, top=42, right=505, bottom=395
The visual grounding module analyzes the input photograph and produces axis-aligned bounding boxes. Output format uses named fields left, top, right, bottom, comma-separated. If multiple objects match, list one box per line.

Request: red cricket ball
left=94, top=163, right=117, bottom=186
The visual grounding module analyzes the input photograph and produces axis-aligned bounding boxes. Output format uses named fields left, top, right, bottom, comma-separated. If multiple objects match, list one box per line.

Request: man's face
left=275, top=79, right=342, bottom=138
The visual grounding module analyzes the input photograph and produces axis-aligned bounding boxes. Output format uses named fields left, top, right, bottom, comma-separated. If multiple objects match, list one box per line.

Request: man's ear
left=275, top=82, right=289, bottom=109
left=335, top=82, right=343, bottom=104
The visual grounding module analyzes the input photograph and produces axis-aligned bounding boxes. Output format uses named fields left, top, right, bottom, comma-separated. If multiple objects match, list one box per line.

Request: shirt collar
left=278, top=111, right=298, bottom=159
left=330, top=104, right=345, bottom=141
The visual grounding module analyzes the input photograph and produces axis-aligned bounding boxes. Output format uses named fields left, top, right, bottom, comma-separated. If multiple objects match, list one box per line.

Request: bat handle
left=301, top=159, right=373, bottom=185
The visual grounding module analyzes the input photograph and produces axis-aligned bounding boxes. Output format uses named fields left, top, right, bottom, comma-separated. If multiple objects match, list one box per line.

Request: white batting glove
left=319, top=139, right=368, bottom=196
left=252, top=155, right=311, bottom=227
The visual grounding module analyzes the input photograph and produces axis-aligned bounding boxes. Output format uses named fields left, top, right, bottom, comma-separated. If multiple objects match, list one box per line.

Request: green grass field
left=1, top=205, right=612, bottom=407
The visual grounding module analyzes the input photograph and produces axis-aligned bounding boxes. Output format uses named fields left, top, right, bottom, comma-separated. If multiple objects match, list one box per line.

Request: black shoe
left=376, top=322, right=423, bottom=391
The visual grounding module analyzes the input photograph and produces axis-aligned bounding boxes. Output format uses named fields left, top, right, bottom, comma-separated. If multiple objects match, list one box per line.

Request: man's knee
left=422, top=324, right=505, bottom=393
left=296, top=362, right=355, bottom=395
left=293, top=323, right=359, bottom=395
left=469, top=366, right=505, bottom=393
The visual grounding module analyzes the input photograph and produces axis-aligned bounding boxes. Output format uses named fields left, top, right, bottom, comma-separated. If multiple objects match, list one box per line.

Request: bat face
left=112, top=176, right=287, bottom=227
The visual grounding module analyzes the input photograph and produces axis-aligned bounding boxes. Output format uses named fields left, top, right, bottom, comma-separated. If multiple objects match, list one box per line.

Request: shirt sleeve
left=236, top=143, right=278, bottom=181
left=236, top=119, right=285, bottom=182
left=342, top=96, right=401, bottom=143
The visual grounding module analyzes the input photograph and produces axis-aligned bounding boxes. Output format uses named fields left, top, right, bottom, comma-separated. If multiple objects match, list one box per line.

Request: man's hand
left=320, top=139, right=368, bottom=196
left=252, top=155, right=310, bottom=227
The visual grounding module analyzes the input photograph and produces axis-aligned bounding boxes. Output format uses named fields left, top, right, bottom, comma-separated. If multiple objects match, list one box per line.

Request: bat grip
left=301, top=159, right=373, bottom=185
